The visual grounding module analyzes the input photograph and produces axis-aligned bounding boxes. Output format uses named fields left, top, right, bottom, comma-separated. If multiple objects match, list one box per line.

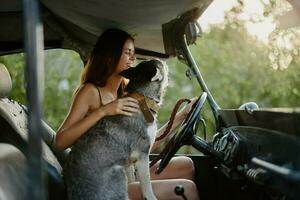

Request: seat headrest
left=0, top=63, right=12, bottom=98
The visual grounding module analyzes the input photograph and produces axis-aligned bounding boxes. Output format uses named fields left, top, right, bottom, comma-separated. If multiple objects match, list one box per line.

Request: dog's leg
left=135, top=155, right=157, bottom=200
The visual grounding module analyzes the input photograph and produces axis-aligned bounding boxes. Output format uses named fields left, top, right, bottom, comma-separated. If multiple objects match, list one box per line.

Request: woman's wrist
left=96, top=106, right=106, bottom=119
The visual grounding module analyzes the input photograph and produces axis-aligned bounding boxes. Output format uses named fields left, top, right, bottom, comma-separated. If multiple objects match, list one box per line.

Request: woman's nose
left=130, top=54, right=136, bottom=61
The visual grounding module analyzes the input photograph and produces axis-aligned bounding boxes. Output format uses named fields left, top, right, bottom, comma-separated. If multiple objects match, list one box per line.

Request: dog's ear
left=140, top=60, right=163, bottom=82
left=150, top=67, right=163, bottom=82
left=119, top=67, right=136, bottom=79
left=145, top=59, right=164, bottom=82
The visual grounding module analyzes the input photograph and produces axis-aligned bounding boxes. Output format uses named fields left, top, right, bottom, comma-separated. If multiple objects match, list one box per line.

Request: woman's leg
left=128, top=156, right=199, bottom=199
left=128, top=179, right=199, bottom=200
left=150, top=156, right=195, bottom=181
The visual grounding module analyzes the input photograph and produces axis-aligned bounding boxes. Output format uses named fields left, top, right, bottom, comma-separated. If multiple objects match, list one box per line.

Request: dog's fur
left=63, top=59, right=168, bottom=200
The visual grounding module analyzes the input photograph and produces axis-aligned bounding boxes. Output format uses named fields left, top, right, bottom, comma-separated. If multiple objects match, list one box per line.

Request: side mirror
left=185, top=21, right=202, bottom=45
left=239, top=102, right=259, bottom=113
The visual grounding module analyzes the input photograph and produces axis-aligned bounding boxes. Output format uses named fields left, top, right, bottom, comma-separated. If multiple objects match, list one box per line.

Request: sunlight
left=240, top=0, right=276, bottom=43
left=199, top=0, right=277, bottom=43
left=198, top=0, right=237, bottom=31
left=198, top=0, right=299, bottom=70
left=245, top=20, right=276, bottom=43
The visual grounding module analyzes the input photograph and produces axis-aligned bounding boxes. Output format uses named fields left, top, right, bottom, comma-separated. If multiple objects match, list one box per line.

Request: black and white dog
left=64, top=59, right=168, bottom=200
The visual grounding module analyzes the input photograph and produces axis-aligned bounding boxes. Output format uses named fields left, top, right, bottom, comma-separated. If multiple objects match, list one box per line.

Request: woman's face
left=115, top=39, right=136, bottom=75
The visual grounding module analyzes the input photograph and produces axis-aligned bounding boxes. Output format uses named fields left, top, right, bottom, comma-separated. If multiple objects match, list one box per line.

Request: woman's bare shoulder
left=73, top=83, right=100, bottom=104
left=73, top=83, right=99, bottom=109
left=77, top=83, right=98, bottom=94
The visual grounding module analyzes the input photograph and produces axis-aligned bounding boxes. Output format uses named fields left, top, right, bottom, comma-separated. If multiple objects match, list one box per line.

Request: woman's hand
left=99, top=97, right=140, bottom=117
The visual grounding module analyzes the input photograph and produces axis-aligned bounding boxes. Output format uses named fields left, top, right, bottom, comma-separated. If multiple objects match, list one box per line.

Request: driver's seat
left=0, top=63, right=66, bottom=199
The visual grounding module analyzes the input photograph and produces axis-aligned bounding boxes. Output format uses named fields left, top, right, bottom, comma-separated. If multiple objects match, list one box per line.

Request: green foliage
left=0, top=54, right=26, bottom=104
left=0, top=50, right=83, bottom=131
left=43, top=50, right=83, bottom=130
left=190, top=25, right=300, bottom=108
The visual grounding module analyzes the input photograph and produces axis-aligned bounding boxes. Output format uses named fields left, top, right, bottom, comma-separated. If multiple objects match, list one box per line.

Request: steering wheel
left=154, top=92, right=207, bottom=174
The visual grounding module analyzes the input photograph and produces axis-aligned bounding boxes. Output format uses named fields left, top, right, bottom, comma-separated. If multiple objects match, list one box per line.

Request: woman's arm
left=55, top=84, right=139, bottom=151
left=55, top=84, right=104, bottom=151
left=151, top=97, right=198, bottom=152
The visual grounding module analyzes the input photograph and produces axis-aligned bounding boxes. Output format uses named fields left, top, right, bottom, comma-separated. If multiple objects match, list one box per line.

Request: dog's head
left=120, top=59, right=168, bottom=103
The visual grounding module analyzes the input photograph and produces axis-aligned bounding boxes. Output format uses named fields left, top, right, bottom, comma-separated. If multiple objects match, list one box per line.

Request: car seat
left=0, top=63, right=67, bottom=199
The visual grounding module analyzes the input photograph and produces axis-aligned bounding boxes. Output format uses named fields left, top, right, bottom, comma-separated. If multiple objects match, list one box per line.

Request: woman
left=56, top=28, right=199, bottom=200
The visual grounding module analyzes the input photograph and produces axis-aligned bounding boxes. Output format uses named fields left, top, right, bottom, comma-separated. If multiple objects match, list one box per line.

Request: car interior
left=1, top=0, right=300, bottom=200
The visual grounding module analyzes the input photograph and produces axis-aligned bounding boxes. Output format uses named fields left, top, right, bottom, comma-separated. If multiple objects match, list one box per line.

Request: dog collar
left=125, top=92, right=159, bottom=123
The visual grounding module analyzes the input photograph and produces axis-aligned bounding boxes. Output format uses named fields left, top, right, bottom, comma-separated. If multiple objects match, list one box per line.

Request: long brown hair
left=80, top=28, right=134, bottom=96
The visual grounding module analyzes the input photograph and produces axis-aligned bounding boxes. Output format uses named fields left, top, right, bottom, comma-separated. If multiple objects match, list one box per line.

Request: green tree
left=0, top=50, right=83, bottom=131
left=0, top=54, right=26, bottom=104
left=43, top=50, right=83, bottom=130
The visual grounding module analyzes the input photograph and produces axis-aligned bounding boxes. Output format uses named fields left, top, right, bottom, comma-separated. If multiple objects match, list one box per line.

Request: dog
left=63, top=59, right=168, bottom=200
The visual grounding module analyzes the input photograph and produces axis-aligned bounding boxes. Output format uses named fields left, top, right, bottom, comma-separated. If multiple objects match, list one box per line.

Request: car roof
left=0, top=0, right=212, bottom=59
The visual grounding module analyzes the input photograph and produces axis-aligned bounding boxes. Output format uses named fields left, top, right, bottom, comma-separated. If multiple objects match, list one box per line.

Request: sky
left=198, top=0, right=277, bottom=43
